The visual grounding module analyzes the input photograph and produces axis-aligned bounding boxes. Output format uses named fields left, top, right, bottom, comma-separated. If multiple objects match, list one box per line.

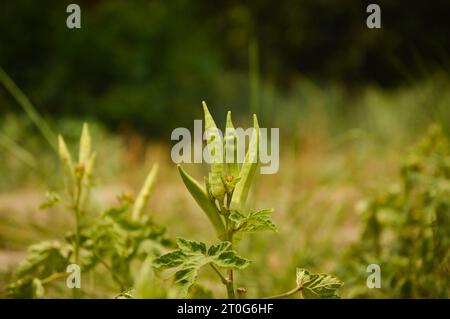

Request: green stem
left=226, top=269, right=235, bottom=299
left=209, top=264, right=227, bottom=285
left=264, top=286, right=302, bottom=299
left=0, top=66, right=56, bottom=151
left=210, top=263, right=235, bottom=298
left=41, top=272, right=70, bottom=285
left=74, top=179, right=82, bottom=266
left=223, top=205, right=236, bottom=299
left=72, top=178, right=83, bottom=298
left=94, top=253, right=126, bottom=290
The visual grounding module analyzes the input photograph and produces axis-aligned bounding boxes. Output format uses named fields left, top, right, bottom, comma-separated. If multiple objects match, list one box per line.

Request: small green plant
left=6, top=124, right=170, bottom=298
left=152, top=102, right=343, bottom=298
left=344, top=125, right=450, bottom=298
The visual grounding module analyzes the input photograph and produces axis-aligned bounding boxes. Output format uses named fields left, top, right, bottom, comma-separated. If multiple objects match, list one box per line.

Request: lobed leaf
left=176, top=238, right=206, bottom=255
left=152, top=250, right=186, bottom=270
left=152, top=239, right=250, bottom=297
left=207, top=241, right=232, bottom=256
left=296, top=268, right=343, bottom=299
left=212, top=250, right=251, bottom=269
left=230, top=208, right=277, bottom=235
left=16, top=241, right=69, bottom=279
left=6, top=277, right=45, bottom=299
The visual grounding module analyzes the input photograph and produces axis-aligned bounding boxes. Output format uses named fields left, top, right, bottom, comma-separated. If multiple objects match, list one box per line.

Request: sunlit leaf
left=152, top=238, right=250, bottom=297
left=296, top=268, right=343, bottom=299
left=39, top=191, right=61, bottom=210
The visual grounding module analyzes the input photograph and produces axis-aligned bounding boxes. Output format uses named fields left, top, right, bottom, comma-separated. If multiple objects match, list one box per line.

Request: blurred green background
left=1, top=0, right=449, bottom=137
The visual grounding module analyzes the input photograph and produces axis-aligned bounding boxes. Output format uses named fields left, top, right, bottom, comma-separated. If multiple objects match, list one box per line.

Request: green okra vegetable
left=177, top=165, right=225, bottom=237
left=78, top=152, right=96, bottom=212
left=160, top=103, right=343, bottom=299
left=225, top=111, right=239, bottom=179
left=229, top=114, right=260, bottom=213
left=203, top=101, right=226, bottom=201
left=77, top=124, right=96, bottom=212
left=58, top=135, right=76, bottom=199
left=8, top=123, right=171, bottom=298
left=78, top=123, right=91, bottom=165
left=132, top=164, right=159, bottom=220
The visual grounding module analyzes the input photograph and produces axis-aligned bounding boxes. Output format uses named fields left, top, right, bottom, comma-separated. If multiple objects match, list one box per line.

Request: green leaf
left=16, top=241, right=69, bottom=279
left=104, top=206, right=129, bottom=220
left=152, top=239, right=250, bottom=297
left=296, top=268, right=343, bottom=299
left=230, top=208, right=278, bottom=235
left=6, top=277, right=45, bottom=299
left=177, top=165, right=225, bottom=237
left=32, top=278, right=45, bottom=298
left=212, top=250, right=250, bottom=269
left=152, top=250, right=186, bottom=270
left=132, top=164, right=159, bottom=220
left=230, top=115, right=260, bottom=212
left=207, top=241, right=232, bottom=256
left=174, top=266, right=200, bottom=297
left=176, top=238, right=206, bottom=254
left=102, top=205, right=141, bottom=231
left=39, top=191, right=61, bottom=210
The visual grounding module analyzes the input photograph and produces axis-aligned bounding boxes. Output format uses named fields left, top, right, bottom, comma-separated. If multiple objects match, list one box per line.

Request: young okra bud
left=229, top=114, right=260, bottom=213
left=58, top=135, right=76, bottom=199
left=132, top=164, right=159, bottom=220
left=225, top=111, right=239, bottom=179
left=77, top=124, right=96, bottom=211
left=203, top=101, right=226, bottom=201
left=78, top=123, right=91, bottom=165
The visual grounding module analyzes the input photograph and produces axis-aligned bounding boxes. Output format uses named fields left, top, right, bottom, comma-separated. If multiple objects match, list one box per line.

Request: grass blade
left=0, top=66, right=56, bottom=151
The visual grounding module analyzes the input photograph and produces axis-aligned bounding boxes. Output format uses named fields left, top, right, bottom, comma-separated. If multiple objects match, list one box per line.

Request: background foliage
left=1, top=0, right=450, bottom=135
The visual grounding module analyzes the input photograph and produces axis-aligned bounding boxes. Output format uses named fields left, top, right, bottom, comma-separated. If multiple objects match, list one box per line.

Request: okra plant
left=6, top=124, right=171, bottom=298
left=344, top=125, right=450, bottom=298
left=152, top=102, right=343, bottom=298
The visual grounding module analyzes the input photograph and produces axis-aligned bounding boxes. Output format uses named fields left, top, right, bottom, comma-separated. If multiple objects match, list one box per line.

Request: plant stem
left=264, top=286, right=302, bottom=299
left=74, top=179, right=82, bottom=267
left=223, top=205, right=236, bottom=299
left=226, top=269, right=235, bottom=299
left=0, top=66, right=56, bottom=151
left=41, top=272, right=70, bottom=285
left=209, top=264, right=227, bottom=285
left=72, top=178, right=83, bottom=298
left=94, top=253, right=126, bottom=290
left=210, top=262, right=235, bottom=298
